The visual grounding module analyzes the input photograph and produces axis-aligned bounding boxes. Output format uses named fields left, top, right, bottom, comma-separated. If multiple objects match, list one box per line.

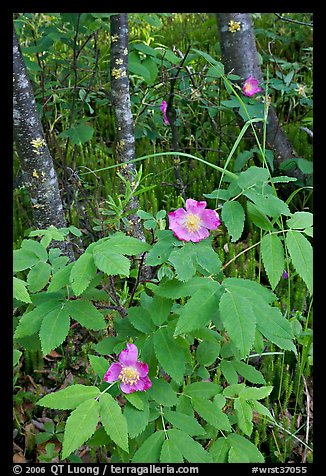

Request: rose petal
left=188, top=227, right=210, bottom=243
left=104, top=362, right=122, bottom=382
left=120, top=382, right=136, bottom=394
left=169, top=222, right=193, bottom=241
left=119, top=343, right=138, bottom=366
left=198, top=208, right=221, bottom=230
left=185, top=199, right=207, bottom=214
left=136, top=361, right=149, bottom=378
left=168, top=208, right=187, bottom=226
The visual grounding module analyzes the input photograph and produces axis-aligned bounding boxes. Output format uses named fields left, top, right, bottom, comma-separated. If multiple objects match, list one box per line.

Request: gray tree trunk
left=13, top=28, right=74, bottom=259
left=216, top=13, right=305, bottom=182
left=109, top=14, right=153, bottom=279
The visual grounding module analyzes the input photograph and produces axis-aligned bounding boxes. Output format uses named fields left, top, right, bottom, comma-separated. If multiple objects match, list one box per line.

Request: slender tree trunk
left=216, top=13, right=305, bottom=182
left=109, top=14, right=153, bottom=278
left=13, top=27, right=74, bottom=259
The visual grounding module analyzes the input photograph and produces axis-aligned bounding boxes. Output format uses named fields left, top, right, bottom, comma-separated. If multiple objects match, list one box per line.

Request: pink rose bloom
left=160, top=100, right=169, bottom=125
left=168, top=198, right=221, bottom=243
left=104, top=343, right=152, bottom=394
left=243, top=75, right=262, bottom=97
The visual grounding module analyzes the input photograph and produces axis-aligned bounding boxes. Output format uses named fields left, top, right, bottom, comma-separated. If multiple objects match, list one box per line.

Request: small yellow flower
left=228, top=20, right=241, bottom=33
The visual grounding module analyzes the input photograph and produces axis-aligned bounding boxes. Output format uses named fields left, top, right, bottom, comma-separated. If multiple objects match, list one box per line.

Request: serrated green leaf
left=219, top=291, right=256, bottom=358
left=237, top=166, right=269, bottom=189
left=247, top=201, right=274, bottom=231
left=145, top=230, right=178, bottom=266
left=154, top=276, right=213, bottom=299
left=250, top=400, right=274, bottom=421
left=13, top=349, right=22, bottom=366
left=196, top=341, right=220, bottom=367
left=153, top=327, right=185, bottom=384
left=13, top=249, right=40, bottom=272
left=124, top=392, right=145, bottom=411
left=38, top=384, right=100, bottom=410
left=167, top=429, right=213, bottom=463
left=192, top=397, right=231, bottom=432
left=27, top=261, right=52, bottom=292
left=227, top=433, right=264, bottom=463
left=14, top=301, right=62, bottom=339
left=88, top=355, right=109, bottom=380
left=239, top=385, right=273, bottom=400
left=174, top=282, right=222, bottom=335
left=261, top=233, right=285, bottom=289
left=222, top=277, right=277, bottom=303
left=65, top=300, right=106, bottom=330
left=47, top=262, right=74, bottom=292
left=124, top=401, right=149, bottom=438
left=255, top=306, right=296, bottom=353
left=254, top=194, right=291, bottom=218
left=231, top=360, right=266, bottom=384
left=286, top=230, right=313, bottom=294
left=13, top=277, right=32, bottom=303
left=132, top=431, right=165, bottom=462
left=168, top=243, right=197, bottom=282
left=222, top=201, right=245, bottom=242
left=93, top=250, right=130, bottom=277
left=148, top=295, right=173, bottom=326
left=209, top=437, right=230, bottom=462
left=92, top=336, right=121, bottom=355
left=69, top=253, right=97, bottom=296
left=220, top=359, right=239, bottom=385
left=127, top=307, right=156, bottom=333
left=147, top=378, right=178, bottom=407
left=287, top=211, right=313, bottom=229
left=21, top=239, right=48, bottom=262
left=39, top=305, right=70, bottom=355
left=62, top=399, right=100, bottom=459
left=99, top=393, right=129, bottom=452
left=105, top=233, right=151, bottom=255
left=184, top=381, right=222, bottom=399
left=160, top=438, right=184, bottom=463
left=164, top=410, right=205, bottom=436
left=194, top=238, right=222, bottom=275
left=234, top=397, right=253, bottom=436
left=59, top=123, right=94, bottom=145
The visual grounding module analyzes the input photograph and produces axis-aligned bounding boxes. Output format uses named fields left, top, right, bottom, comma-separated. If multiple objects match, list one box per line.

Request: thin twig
left=274, top=13, right=313, bottom=28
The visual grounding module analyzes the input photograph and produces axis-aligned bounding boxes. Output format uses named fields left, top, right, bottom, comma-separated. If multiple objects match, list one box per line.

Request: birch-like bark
left=110, top=14, right=153, bottom=279
left=216, top=13, right=305, bottom=182
left=13, top=28, right=74, bottom=259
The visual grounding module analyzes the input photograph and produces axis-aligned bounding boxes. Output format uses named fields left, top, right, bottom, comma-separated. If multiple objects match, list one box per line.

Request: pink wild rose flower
left=160, top=100, right=169, bottom=125
left=243, top=75, right=262, bottom=97
left=104, top=343, right=152, bottom=394
left=168, top=198, right=221, bottom=243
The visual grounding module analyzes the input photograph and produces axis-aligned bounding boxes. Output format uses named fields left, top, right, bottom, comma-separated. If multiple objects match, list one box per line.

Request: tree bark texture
left=13, top=28, right=74, bottom=259
left=109, top=14, right=153, bottom=279
left=216, top=13, right=305, bottom=182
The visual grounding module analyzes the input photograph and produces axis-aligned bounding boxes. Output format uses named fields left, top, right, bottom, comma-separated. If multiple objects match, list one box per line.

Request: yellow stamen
left=119, top=366, right=140, bottom=386
left=184, top=213, right=202, bottom=233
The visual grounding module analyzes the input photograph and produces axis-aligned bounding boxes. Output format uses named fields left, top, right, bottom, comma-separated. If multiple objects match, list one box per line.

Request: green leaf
left=219, top=291, right=256, bottom=358
left=88, top=355, right=109, bottom=380
left=62, top=399, right=99, bottom=459
left=38, top=384, right=100, bottom=410
left=222, top=201, right=245, bottom=242
left=222, top=277, right=277, bottom=303
left=153, top=327, right=185, bottom=384
left=99, top=393, right=129, bottom=452
left=286, top=211, right=313, bottom=229
left=26, top=261, right=52, bottom=292
left=59, top=123, right=94, bottom=145
left=21, top=239, right=48, bottom=262
left=209, top=437, right=230, bottom=463
left=149, top=296, right=173, bottom=326
left=261, top=233, right=285, bottom=289
left=234, top=397, right=253, bottom=436
left=239, top=385, right=273, bottom=400
left=39, top=304, right=71, bottom=355
left=147, top=378, right=178, bottom=407
left=70, top=253, right=97, bottom=296
left=174, top=282, right=222, bottom=335
left=124, top=401, right=149, bottom=438
left=14, top=301, right=62, bottom=338
left=93, top=250, right=130, bottom=277
left=132, top=431, right=165, bottom=463
left=13, top=277, right=32, bottom=304
left=220, top=359, right=239, bottom=385
left=231, top=360, right=266, bottom=384
left=48, top=262, right=74, bottom=292
left=145, top=230, right=178, bottom=266
left=286, top=231, right=313, bottom=294
left=65, top=300, right=106, bottom=330
left=196, top=341, right=220, bottom=366
left=168, top=243, right=197, bottom=282
left=106, top=233, right=151, bottom=255
left=193, top=238, right=222, bottom=275
left=124, top=392, right=145, bottom=411
left=92, top=336, right=121, bottom=355
left=247, top=201, right=274, bottom=231
left=154, top=276, right=212, bottom=299
left=227, top=433, right=264, bottom=463
left=13, top=349, right=22, bottom=366
left=192, top=397, right=231, bottom=432
left=13, top=249, right=40, bottom=272
left=254, top=194, right=291, bottom=218
left=160, top=438, right=184, bottom=463
left=250, top=400, right=274, bottom=421
left=183, top=381, right=222, bottom=399
left=256, top=306, right=296, bottom=353
left=127, top=307, right=156, bottom=333
left=237, top=166, right=269, bottom=190
left=167, top=429, right=213, bottom=463
left=164, top=410, right=206, bottom=436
